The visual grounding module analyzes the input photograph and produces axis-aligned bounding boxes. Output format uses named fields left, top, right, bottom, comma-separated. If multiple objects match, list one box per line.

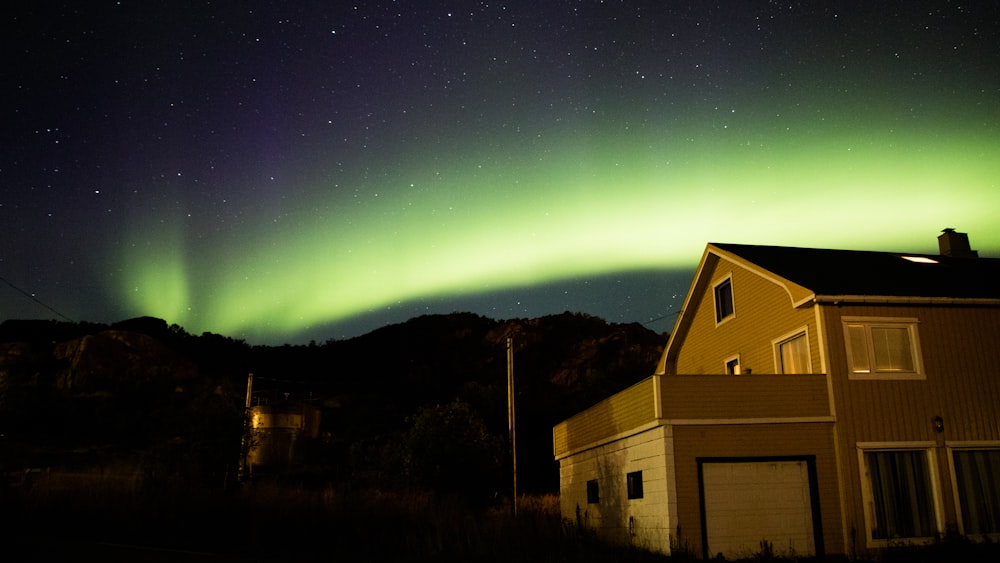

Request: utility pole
left=238, top=372, right=253, bottom=483
left=507, top=337, right=517, bottom=515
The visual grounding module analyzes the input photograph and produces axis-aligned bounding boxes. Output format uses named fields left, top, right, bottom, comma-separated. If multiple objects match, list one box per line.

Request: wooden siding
left=673, top=256, right=818, bottom=375
left=671, top=423, right=841, bottom=559
left=821, top=302, right=1000, bottom=552
left=661, top=374, right=832, bottom=420
left=553, top=378, right=656, bottom=458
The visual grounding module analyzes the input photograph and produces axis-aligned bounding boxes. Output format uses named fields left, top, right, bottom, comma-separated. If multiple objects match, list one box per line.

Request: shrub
left=400, top=399, right=505, bottom=502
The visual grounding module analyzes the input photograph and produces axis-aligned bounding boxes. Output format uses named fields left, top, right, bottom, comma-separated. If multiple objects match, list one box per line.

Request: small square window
left=725, top=356, right=741, bottom=375
left=627, top=471, right=644, bottom=500
left=586, top=479, right=599, bottom=504
left=714, top=277, right=735, bottom=323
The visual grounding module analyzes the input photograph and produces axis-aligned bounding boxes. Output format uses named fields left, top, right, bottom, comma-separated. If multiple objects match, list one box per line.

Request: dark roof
left=711, top=243, right=1000, bottom=299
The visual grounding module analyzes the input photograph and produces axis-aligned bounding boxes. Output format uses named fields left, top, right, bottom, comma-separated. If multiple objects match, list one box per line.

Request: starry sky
left=3, top=1, right=999, bottom=345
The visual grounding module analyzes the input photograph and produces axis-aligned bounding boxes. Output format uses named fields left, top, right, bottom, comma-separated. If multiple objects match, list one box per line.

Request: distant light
left=902, top=256, right=938, bottom=264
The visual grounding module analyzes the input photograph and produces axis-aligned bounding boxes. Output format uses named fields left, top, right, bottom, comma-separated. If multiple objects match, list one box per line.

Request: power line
left=643, top=306, right=680, bottom=329
left=0, top=275, right=74, bottom=322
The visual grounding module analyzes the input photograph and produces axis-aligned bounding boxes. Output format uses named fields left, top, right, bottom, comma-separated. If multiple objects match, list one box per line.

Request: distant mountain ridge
left=0, top=312, right=666, bottom=492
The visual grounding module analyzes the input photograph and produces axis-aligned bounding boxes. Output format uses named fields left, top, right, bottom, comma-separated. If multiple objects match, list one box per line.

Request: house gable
left=658, top=244, right=816, bottom=375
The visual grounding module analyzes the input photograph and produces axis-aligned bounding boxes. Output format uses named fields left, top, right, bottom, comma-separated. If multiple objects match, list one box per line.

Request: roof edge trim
left=814, top=295, right=1000, bottom=306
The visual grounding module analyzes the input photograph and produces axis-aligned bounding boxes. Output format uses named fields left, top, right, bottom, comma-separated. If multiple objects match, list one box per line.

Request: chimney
left=938, top=228, right=978, bottom=258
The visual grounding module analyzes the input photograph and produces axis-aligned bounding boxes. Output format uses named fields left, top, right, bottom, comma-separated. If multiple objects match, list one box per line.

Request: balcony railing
left=659, top=373, right=831, bottom=420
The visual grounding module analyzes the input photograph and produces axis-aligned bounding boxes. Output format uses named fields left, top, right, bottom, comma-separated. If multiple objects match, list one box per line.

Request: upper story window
left=843, top=317, right=924, bottom=379
left=714, top=276, right=735, bottom=324
left=774, top=329, right=811, bottom=374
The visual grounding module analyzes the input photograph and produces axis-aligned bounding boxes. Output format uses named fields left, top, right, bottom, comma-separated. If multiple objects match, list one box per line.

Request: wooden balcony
left=660, top=373, right=832, bottom=421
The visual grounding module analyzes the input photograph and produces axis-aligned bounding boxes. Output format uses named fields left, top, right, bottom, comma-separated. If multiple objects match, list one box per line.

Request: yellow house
left=553, top=230, right=1000, bottom=559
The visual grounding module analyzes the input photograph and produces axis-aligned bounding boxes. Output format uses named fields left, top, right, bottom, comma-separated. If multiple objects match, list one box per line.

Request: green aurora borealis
left=119, top=112, right=1000, bottom=341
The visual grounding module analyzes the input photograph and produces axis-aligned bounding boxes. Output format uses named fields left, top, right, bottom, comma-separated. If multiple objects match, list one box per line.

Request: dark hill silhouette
left=0, top=312, right=665, bottom=493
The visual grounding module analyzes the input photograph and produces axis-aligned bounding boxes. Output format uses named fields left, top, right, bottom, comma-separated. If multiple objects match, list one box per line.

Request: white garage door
left=702, top=460, right=815, bottom=559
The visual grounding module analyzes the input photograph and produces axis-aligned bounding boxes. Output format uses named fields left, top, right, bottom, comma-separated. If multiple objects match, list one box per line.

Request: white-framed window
left=859, top=445, right=941, bottom=544
left=714, top=275, right=735, bottom=324
left=843, top=317, right=924, bottom=379
left=773, top=328, right=811, bottom=374
left=724, top=354, right=741, bottom=375
left=950, top=446, right=1000, bottom=536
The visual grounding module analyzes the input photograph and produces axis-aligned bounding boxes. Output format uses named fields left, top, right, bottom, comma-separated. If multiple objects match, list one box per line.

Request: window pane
left=871, top=327, right=914, bottom=372
left=715, top=279, right=734, bottom=322
left=780, top=333, right=810, bottom=374
left=587, top=479, right=600, bottom=504
left=627, top=471, right=644, bottom=499
left=847, top=325, right=870, bottom=373
left=866, top=451, right=935, bottom=539
left=953, top=450, right=1000, bottom=534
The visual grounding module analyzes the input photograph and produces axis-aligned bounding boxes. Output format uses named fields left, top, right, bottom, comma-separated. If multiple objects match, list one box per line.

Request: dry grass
left=3, top=471, right=668, bottom=562
left=5, top=471, right=997, bottom=562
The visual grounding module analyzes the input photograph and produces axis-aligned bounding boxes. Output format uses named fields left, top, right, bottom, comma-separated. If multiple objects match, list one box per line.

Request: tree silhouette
left=401, top=399, right=504, bottom=502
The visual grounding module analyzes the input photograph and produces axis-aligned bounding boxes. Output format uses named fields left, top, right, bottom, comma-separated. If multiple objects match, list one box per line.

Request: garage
left=700, top=458, right=819, bottom=559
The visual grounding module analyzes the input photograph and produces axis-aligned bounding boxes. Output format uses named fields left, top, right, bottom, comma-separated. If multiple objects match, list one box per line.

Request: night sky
left=4, top=1, right=999, bottom=344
